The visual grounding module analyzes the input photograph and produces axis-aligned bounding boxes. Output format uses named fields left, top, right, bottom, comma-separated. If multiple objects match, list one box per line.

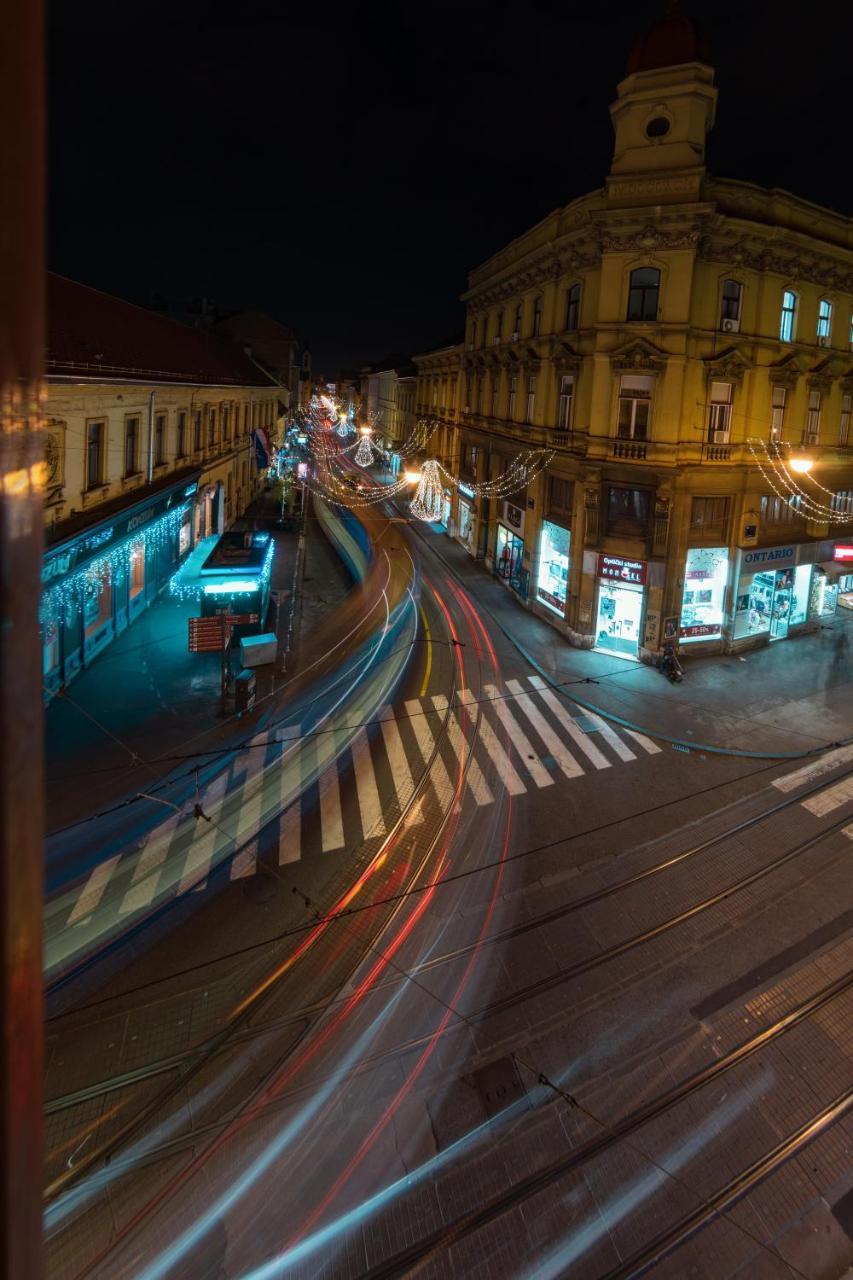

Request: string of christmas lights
left=747, top=438, right=853, bottom=524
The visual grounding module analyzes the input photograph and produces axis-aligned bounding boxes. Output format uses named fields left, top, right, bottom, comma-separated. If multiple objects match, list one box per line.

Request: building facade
left=42, top=275, right=279, bottom=697
left=359, top=356, right=419, bottom=459
left=415, top=11, right=853, bottom=660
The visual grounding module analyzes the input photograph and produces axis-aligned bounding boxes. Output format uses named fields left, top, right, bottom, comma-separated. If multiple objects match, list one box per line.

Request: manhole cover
left=469, top=1056, right=526, bottom=1118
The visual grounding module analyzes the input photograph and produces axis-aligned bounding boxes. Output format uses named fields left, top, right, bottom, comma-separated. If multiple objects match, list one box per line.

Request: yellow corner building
left=414, top=7, right=853, bottom=660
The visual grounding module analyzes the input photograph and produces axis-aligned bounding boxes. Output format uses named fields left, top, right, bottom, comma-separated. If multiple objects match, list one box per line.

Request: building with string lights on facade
left=40, top=275, right=282, bottom=698
left=414, top=6, right=853, bottom=661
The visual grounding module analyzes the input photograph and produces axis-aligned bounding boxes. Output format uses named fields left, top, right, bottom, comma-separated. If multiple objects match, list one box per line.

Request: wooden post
left=0, top=0, right=45, bottom=1273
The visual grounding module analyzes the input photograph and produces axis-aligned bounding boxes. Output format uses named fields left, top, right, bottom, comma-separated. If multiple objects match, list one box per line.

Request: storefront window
left=789, top=564, right=812, bottom=625
left=595, top=581, right=643, bottom=657
left=680, top=547, right=728, bottom=643
left=734, top=567, right=798, bottom=640
left=810, top=569, right=839, bottom=618
left=458, top=500, right=473, bottom=549
left=43, top=621, right=59, bottom=676
left=84, top=566, right=112, bottom=637
left=496, top=524, right=527, bottom=598
left=537, top=520, right=570, bottom=615
left=129, top=541, right=145, bottom=600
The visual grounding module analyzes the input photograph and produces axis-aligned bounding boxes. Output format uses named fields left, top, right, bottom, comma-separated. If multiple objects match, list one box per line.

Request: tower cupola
left=607, top=1, right=716, bottom=205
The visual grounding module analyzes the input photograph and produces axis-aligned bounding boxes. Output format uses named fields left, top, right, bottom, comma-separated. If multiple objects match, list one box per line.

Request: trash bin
left=234, top=668, right=256, bottom=712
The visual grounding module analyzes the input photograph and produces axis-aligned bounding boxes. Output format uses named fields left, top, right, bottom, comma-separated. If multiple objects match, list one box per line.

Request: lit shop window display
left=537, top=520, right=570, bottom=615
left=733, top=564, right=812, bottom=642
left=810, top=568, right=839, bottom=618
left=679, top=547, right=728, bottom=642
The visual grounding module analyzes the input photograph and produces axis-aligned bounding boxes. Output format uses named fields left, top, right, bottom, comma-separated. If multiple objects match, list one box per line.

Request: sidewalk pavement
left=408, top=510, right=853, bottom=759
left=44, top=485, right=351, bottom=834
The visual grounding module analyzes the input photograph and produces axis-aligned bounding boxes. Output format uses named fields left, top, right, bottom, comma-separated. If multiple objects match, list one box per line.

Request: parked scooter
left=658, top=640, right=684, bottom=683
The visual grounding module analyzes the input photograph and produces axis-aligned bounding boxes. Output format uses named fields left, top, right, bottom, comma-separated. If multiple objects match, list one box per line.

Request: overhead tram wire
left=46, top=750, right=853, bottom=1017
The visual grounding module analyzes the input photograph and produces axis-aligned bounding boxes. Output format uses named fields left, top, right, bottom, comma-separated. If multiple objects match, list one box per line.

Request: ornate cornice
left=599, top=221, right=705, bottom=255
left=699, top=233, right=853, bottom=292
left=465, top=239, right=600, bottom=310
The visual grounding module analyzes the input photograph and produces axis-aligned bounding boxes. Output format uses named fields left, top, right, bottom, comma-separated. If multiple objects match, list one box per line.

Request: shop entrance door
left=595, top=581, right=643, bottom=657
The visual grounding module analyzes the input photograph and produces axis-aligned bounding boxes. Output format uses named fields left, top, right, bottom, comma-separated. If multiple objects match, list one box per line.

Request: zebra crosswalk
left=771, top=748, right=853, bottom=840
left=51, top=677, right=661, bottom=945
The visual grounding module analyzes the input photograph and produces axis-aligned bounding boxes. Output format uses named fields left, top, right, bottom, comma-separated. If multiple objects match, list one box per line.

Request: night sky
left=48, top=0, right=852, bottom=373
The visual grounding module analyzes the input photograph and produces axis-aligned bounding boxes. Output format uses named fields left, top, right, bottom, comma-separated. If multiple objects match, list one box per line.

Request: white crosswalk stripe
left=504, top=678, right=583, bottom=779
left=528, top=676, right=612, bottom=770
left=457, top=687, right=526, bottom=796
left=482, top=683, right=554, bottom=788
left=58, top=676, right=659, bottom=933
left=801, top=775, right=853, bottom=817
left=432, top=694, right=494, bottom=807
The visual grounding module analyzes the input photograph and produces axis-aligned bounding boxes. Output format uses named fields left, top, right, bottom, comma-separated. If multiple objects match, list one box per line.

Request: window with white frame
left=817, top=298, right=833, bottom=341
left=840, top=393, right=852, bottom=446
left=779, top=289, right=798, bottom=342
left=770, top=384, right=787, bottom=442
left=616, top=374, right=652, bottom=440
left=532, top=296, right=543, bottom=337
left=557, top=375, right=574, bottom=429
left=526, top=373, right=537, bottom=423
left=720, top=279, right=742, bottom=325
left=831, top=490, right=853, bottom=517
left=707, top=381, right=733, bottom=442
left=565, top=283, right=581, bottom=331
left=849, top=314, right=853, bottom=349
left=508, top=374, right=517, bottom=419
left=805, top=387, right=822, bottom=443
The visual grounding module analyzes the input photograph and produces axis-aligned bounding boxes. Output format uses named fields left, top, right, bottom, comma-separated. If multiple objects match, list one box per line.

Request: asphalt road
left=43, top=486, right=853, bottom=1280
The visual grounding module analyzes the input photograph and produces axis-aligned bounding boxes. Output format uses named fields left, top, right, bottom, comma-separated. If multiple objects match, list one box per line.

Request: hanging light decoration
left=354, top=427, right=376, bottom=467
left=409, top=459, right=445, bottom=522
left=747, top=438, right=853, bottom=524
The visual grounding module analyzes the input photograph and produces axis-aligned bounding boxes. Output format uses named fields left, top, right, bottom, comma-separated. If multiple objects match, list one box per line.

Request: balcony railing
left=612, top=439, right=647, bottom=460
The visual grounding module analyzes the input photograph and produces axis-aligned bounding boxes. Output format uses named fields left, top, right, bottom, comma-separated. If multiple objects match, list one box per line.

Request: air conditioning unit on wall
left=817, top=335, right=830, bottom=347
left=721, top=317, right=740, bottom=334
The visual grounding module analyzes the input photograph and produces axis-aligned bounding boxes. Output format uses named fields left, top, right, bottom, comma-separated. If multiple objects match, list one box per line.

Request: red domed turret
left=626, top=1, right=708, bottom=74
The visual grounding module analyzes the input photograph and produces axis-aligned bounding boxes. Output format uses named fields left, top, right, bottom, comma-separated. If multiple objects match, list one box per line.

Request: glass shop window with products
left=537, top=520, right=570, bottom=615
left=680, top=547, right=729, bottom=642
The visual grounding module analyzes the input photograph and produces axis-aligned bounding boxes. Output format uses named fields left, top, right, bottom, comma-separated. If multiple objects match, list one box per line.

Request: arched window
left=532, top=296, right=543, bottom=337
left=627, top=267, right=660, bottom=321
left=565, top=283, right=581, bottom=331
left=779, top=290, right=798, bottom=342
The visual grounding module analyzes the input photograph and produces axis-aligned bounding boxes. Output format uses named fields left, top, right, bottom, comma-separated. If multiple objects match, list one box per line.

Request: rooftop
left=47, top=275, right=279, bottom=388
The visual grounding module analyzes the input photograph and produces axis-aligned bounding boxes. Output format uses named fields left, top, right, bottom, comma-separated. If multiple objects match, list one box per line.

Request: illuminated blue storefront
left=41, top=471, right=200, bottom=699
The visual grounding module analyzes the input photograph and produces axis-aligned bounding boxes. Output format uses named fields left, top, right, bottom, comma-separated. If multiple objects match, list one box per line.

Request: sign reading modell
left=597, top=554, right=647, bottom=585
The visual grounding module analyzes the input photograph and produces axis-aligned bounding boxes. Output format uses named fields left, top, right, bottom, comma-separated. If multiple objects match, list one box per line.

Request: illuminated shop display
left=40, top=501, right=190, bottom=630
left=537, top=520, right=570, bottom=615
left=734, top=544, right=818, bottom=642
left=41, top=474, right=199, bottom=699
left=679, top=547, right=728, bottom=643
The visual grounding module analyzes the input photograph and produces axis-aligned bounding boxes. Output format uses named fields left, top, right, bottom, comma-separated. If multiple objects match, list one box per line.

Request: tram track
left=362, top=966, right=853, bottom=1278
left=45, top=762, right=853, bottom=1122
left=44, top=572, right=469, bottom=1207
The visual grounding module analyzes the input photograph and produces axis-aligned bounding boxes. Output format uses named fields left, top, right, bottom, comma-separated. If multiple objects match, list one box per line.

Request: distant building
left=415, top=8, right=853, bottom=659
left=42, top=275, right=279, bottom=697
left=213, top=311, right=312, bottom=411
left=359, top=355, right=418, bottom=457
